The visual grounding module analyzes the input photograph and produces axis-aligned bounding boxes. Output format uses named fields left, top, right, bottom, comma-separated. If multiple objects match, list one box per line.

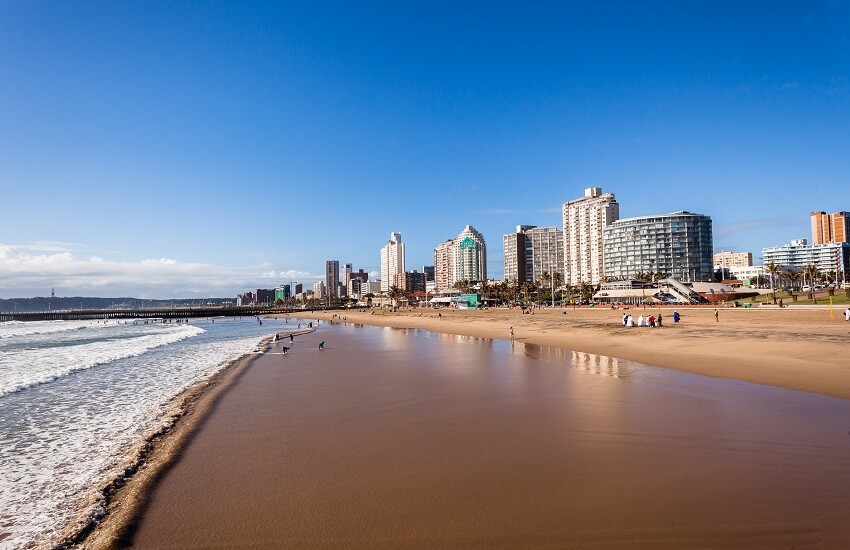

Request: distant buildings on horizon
left=237, top=195, right=849, bottom=304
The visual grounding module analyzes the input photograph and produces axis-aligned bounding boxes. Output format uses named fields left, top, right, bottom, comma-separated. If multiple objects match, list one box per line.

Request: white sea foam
left=0, top=317, right=289, bottom=549
left=0, top=323, right=205, bottom=398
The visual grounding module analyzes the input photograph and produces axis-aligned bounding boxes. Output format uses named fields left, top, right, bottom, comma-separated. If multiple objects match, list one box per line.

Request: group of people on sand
left=621, top=312, right=666, bottom=328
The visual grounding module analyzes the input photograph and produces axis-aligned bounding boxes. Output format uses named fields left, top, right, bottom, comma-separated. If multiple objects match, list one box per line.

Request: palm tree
left=577, top=280, right=592, bottom=304
left=541, top=271, right=552, bottom=305
left=387, top=285, right=405, bottom=308
left=477, top=279, right=490, bottom=304
left=453, top=280, right=472, bottom=294
left=552, top=272, right=564, bottom=304
left=781, top=268, right=798, bottom=291
left=804, top=264, right=820, bottom=303
left=765, top=262, right=781, bottom=304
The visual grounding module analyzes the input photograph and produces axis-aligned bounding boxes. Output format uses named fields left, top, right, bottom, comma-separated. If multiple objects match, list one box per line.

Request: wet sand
left=312, top=306, right=850, bottom=401
left=127, top=322, right=850, bottom=549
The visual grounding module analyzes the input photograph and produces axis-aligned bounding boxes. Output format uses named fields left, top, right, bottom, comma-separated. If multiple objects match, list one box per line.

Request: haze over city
left=2, top=2, right=849, bottom=298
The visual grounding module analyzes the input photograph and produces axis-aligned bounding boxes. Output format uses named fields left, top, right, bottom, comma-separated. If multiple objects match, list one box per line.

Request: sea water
left=0, top=315, right=295, bottom=549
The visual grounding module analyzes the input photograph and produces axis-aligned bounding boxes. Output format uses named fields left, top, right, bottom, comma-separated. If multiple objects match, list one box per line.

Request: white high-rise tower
left=562, top=187, right=619, bottom=286
left=380, top=232, right=406, bottom=292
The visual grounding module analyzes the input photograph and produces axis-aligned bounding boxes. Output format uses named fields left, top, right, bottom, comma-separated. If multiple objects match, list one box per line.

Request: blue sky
left=1, top=1, right=849, bottom=298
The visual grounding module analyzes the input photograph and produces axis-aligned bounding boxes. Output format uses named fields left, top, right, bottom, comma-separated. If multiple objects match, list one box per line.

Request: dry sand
left=124, top=321, right=850, bottom=549
left=312, top=305, right=850, bottom=401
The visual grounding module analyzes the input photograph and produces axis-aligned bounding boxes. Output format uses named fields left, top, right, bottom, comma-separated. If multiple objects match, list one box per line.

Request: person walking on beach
left=622, top=313, right=628, bottom=326
left=637, top=314, right=644, bottom=327
left=318, top=341, right=325, bottom=349
left=289, top=334, right=294, bottom=343
left=714, top=309, right=719, bottom=323
left=657, top=313, right=663, bottom=327
left=626, top=314, right=634, bottom=327
left=845, top=307, right=850, bottom=321
left=673, top=311, right=680, bottom=324
left=509, top=326, right=514, bottom=339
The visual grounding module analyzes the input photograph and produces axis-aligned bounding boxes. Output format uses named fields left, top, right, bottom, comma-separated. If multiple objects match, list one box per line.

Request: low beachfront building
left=762, top=239, right=850, bottom=282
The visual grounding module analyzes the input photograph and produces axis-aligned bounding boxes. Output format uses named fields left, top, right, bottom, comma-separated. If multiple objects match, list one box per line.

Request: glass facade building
left=603, top=212, right=714, bottom=282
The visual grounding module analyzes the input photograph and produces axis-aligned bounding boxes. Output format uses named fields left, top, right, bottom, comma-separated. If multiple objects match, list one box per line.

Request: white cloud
left=0, top=242, right=322, bottom=298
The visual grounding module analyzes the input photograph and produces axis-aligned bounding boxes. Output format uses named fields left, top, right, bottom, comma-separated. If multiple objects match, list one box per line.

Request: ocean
left=0, top=315, right=296, bottom=549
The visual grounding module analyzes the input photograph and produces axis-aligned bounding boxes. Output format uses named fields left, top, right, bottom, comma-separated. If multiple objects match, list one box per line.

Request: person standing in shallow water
left=509, top=326, right=514, bottom=339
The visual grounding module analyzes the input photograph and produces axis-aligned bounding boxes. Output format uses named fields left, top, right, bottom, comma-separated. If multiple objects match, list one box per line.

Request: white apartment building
left=762, top=239, right=850, bottom=279
left=527, top=226, right=564, bottom=285
left=313, top=281, right=325, bottom=299
left=453, top=225, right=487, bottom=284
left=380, top=232, right=405, bottom=292
left=562, top=187, right=619, bottom=286
left=434, top=239, right=454, bottom=292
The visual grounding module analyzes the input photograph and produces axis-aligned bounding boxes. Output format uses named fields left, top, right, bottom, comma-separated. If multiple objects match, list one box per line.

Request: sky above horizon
left=2, top=1, right=849, bottom=298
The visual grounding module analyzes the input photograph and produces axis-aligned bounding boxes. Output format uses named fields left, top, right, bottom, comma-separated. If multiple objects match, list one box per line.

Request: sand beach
left=80, top=306, right=850, bottom=549
left=311, top=305, right=850, bottom=401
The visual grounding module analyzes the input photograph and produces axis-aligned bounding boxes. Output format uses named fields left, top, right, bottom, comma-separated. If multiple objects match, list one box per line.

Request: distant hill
left=0, top=297, right=234, bottom=313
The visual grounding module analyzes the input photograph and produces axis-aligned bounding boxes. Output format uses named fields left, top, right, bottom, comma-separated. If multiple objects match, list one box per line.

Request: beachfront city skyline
left=2, top=3, right=849, bottom=298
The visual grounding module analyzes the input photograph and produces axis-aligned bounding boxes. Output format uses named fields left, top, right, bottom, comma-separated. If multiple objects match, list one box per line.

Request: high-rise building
left=503, top=225, right=535, bottom=283
left=562, top=188, right=620, bottom=285
left=422, top=265, right=435, bottom=282
left=527, top=226, right=564, bottom=285
left=602, top=212, right=714, bottom=282
left=325, top=260, right=339, bottom=298
left=340, top=263, right=353, bottom=296
left=401, top=270, right=427, bottom=293
left=453, top=225, right=487, bottom=284
left=713, top=251, right=753, bottom=268
left=434, top=239, right=454, bottom=292
left=380, top=232, right=406, bottom=292
left=434, top=226, right=488, bottom=291
left=811, top=211, right=850, bottom=244
left=254, top=289, right=275, bottom=305
left=313, top=281, right=325, bottom=299
left=275, top=285, right=291, bottom=301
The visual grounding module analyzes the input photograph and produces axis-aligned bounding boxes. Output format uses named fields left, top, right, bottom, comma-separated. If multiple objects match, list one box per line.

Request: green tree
left=453, top=280, right=472, bottom=294
left=387, top=285, right=406, bottom=308
left=765, top=262, right=781, bottom=304
left=804, top=264, right=820, bottom=303
left=552, top=272, right=564, bottom=304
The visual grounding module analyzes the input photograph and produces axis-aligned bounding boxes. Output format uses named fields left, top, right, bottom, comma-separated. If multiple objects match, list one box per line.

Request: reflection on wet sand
left=129, top=321, right=850, bottom=549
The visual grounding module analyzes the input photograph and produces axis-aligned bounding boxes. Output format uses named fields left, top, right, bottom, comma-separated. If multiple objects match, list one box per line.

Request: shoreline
left=304, top=306, right=850, bottom=401
left=65, top=328, right=312, bottom=550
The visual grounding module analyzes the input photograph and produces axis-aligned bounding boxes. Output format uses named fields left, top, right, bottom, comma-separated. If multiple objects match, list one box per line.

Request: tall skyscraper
left=325, top=260, right=339, bottom=298
left=453, top=225, right=487, bottom=284
left=562, top=187, right=620, bottom=285
left=811, top=211, right=850, bottom=244
left=603, top=212, right=714, bottom=282
left=434, top=225, right=487, bottom=291
left=505, top=225, right=564, bottom=285
left=434, top=239, right=454, bottom=292
left=503, top=225, right=535, bottom=283
left=341, top=263, right=353, bottom=296
left=380, top=232, right=406, bottom=292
